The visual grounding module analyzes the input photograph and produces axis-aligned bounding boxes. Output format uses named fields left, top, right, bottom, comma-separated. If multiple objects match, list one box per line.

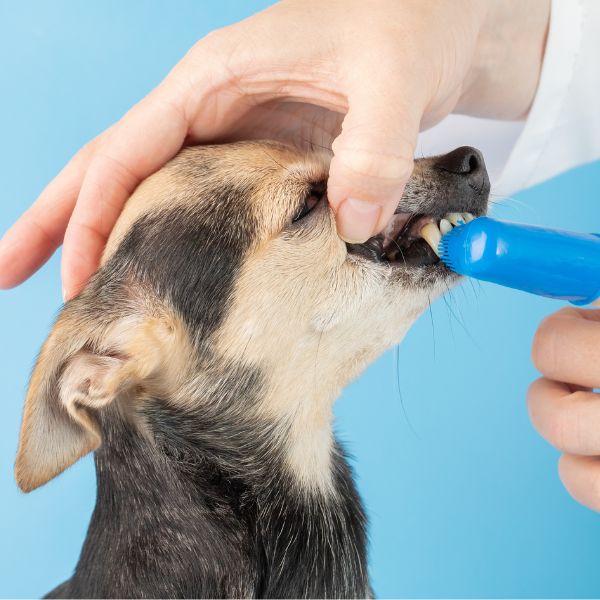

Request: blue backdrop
left=1, top=2, right=600, bottom=597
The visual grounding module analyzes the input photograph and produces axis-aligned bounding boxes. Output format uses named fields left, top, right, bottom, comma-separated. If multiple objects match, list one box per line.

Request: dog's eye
left=292, top=183, right=326, bottom=223
left=292, top=195, right=319, bottom=222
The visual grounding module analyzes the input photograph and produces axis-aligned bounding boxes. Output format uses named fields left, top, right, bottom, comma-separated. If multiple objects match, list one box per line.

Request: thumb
left=327, top=90, right=422, bottom=243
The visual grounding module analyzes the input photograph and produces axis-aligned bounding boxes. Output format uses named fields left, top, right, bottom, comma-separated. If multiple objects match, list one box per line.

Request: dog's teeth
left=447, top=212, right=465, bottom=226
left=420, top=223, right=442, bottom=257
left=439, top=218, right=452, bottom=235
left=462, top=212, right=474, bottom=223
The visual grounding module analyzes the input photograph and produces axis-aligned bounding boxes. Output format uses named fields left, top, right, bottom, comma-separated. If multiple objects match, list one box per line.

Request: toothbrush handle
left=451, top=218, right=600, bottom=305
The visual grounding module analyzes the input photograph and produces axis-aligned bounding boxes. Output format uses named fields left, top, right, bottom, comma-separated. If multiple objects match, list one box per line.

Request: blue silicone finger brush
left=438, top=217, right=600, bottom=305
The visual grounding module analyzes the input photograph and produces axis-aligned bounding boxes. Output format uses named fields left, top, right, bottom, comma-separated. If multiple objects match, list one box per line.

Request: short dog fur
left=15, top=141, right=489, bottom=598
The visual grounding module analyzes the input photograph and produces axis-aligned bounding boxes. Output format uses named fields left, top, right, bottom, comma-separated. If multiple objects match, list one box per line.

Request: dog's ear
left=16, top=348, right=128, bottom=492
left=15, top=302, right=188, bottom=492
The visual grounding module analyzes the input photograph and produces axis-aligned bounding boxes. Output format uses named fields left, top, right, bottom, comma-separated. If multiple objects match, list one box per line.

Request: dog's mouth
left=343, top=145, right=491, bottom=269
left=347, top=211, right=480, bottom=268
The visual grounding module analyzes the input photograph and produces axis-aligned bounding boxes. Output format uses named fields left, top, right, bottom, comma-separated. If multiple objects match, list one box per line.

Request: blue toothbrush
left=438, top=217, right=600, bottom=305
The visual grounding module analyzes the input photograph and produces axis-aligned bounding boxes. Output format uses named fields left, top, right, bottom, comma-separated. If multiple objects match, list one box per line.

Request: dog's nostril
left=435, top=146, right=484, bottom=177
left=467, top=152, right=479, bottom=173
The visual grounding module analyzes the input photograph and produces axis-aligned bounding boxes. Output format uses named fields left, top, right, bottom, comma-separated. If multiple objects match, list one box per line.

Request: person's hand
left=0, top=0, right=550, bottom=299
left=528, top=305, right=600, bottom=511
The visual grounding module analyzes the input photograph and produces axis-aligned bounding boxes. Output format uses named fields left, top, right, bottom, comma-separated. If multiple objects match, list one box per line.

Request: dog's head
left=15, top=141, right=488, bottom=493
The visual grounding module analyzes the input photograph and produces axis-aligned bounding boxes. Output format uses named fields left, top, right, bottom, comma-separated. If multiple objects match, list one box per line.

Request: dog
left=14, top=141, right=489, bottom=598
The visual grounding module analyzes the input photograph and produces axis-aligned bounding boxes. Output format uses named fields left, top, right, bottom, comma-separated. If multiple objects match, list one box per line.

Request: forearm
left=428, top=0, right=600, bottom=196
left=457, top=0, right=551, bottom=120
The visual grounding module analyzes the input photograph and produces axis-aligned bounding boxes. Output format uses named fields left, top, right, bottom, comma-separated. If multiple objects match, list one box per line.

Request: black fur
left=47, top=395, right=368, bottom=598
left=111, top=178, right=257, bottom=340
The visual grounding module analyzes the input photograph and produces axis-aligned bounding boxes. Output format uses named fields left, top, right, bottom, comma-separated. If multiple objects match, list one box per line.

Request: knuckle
left=527, top=382, right=588, bottom=454
left=95, top=152, right=139, bottom=186
left=199, top=26, right=232, bottom=49
left=552, top=405, right=576, bottom=452
left=190, top=27, right=231, bottom=58
left=526, top=378, right=544, bottom=414
left=591, top=471, right=600, bottom=504
left=552, top=306, right=581, bottom=322
left=80, top=137, right=99, bottom=157
left=333, top=146, right=414, bottom=184
left=570, top=391, right=600, bottom=454
left=188, top=27, right=238, bottom=74
left=531, top=314, right=560, bottom=374
left=179, top=27, right=242, bottom=105
left=556, top=455, right=600, bottom=512
left=558, top=454, right=572, bottom=486
left=552, top=393, right=597, bottom=454
left=533, top=393, right=569, bottom=450
left=72, top=133, right=106, bottom=166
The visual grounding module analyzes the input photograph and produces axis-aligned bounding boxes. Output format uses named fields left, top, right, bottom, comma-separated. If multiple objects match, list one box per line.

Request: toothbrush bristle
left=438, top=226, right=460, bottom=270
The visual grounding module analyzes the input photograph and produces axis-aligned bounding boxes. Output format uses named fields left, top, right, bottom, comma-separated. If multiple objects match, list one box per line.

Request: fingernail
left=337, top=198, right=381, bottom=243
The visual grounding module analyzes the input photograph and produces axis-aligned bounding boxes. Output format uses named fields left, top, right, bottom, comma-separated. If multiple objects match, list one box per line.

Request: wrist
left=457, top=0, right=551, bottom=120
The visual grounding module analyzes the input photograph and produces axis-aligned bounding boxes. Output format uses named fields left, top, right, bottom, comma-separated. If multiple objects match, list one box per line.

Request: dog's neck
left=55, top=393, right=370, bottom=598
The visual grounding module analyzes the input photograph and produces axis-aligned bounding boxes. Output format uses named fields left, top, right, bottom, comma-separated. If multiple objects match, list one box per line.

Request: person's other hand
left=0, top=0, right=550, bottom=299
left=528, top=305, right=600, bottom=511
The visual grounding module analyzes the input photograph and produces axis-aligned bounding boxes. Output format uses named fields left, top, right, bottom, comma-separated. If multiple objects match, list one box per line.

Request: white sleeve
left=416, top=0, right=600, bottom=198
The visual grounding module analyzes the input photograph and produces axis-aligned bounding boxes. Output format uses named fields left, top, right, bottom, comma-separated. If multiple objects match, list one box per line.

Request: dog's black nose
left=434, top=146, right=488, bottom=192
left=435, top=146, right=483, bottom=176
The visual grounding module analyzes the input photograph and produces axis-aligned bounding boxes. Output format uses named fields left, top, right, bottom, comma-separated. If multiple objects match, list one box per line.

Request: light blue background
left=1, top=1, right=600, bottom=597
